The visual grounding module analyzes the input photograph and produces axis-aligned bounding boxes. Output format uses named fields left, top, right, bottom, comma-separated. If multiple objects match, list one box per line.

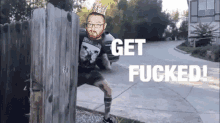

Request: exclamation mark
left=202, top=65, right=208, bottom=82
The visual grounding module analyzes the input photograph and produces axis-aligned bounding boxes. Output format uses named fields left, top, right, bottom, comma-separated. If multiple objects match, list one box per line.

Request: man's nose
left=91, top=25, right=95, bottom=30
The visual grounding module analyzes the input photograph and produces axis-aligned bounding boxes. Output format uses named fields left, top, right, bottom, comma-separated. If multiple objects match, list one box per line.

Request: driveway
left=77, top=40, right=219, bottom=123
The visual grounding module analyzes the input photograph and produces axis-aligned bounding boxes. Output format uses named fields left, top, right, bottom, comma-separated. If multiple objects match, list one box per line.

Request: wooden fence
left=0, top=20, right=32, bottom=122
left=0, top=2, right=79, bottom=123
left=30, top=3, right=79, bottom=123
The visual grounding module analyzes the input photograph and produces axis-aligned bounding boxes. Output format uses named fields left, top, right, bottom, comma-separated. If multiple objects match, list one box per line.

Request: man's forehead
left=88, top=15, right=104, bottom=23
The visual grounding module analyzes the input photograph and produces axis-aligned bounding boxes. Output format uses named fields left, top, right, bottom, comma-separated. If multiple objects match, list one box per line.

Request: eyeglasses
left=87, top=23, right=104, bottom=28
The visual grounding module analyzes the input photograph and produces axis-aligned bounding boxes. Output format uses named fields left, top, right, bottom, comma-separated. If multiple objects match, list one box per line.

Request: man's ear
left=104, top=23, right=107, bottom=29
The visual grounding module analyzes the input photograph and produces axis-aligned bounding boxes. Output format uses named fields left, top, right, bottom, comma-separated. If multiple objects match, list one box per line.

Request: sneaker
left=103, top=116, right=117, bottom=123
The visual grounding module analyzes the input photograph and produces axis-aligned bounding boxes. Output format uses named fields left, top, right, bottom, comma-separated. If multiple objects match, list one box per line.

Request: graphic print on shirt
left=79, top=37, right=102, bottom=67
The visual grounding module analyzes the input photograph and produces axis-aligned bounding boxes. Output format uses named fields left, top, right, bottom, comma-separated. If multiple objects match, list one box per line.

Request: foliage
left=191, top=22, right=218, bottom=38
left=170, top=9, right=180, bottom=23
left=48, top=0, right=86, bottom=12
left=178, top=20, right=188, bottom=39
left=117, top=0, right=170, bottom=41
left=0, top=0, right=33, bottom=24
left=179, top=39, right=189, bottom=47
left=165, top=9, right=180, bottom=40
left=191, top=45, right=220, bottom=62
left=182, top=10, right=188, bottom=18
left=191, top=22, right=218, bottom=47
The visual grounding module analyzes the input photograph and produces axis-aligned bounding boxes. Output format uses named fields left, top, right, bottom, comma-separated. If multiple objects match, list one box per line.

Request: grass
left=176, top=45, right=195, bottom=53
left=176, top=41, right=220, bottom=62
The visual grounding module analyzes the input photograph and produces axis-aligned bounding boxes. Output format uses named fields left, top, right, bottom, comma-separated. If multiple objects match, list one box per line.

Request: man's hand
left=101, top=53, right=112, bottom=70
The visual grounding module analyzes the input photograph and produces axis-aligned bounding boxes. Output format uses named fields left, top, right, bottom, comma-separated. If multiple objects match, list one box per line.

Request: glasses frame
left=86, top=23, right=104, bottom=28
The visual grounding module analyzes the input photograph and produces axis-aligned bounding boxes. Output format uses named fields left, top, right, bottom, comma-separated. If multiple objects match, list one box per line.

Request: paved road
left=77, top=40, right=219, bottom=123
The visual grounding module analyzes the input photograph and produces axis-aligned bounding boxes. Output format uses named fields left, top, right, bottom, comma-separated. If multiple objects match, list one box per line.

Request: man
left=77, top=11, right=116, bottom=123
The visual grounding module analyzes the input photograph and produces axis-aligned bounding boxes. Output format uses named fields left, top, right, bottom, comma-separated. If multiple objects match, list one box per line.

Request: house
left=187, top=0, right=220, bottom=45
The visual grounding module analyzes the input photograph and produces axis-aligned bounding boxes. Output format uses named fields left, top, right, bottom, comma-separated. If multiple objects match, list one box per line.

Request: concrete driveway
left=76, top=40, right=219, bottom=123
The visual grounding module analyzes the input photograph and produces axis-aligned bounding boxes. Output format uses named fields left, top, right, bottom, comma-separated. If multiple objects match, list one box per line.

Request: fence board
left=69, top=12, right=79, bottom=123
left=4, top=23, right=11, bottom=122
left=30, top=7, right=45, bottom=123
left=0, top=24, right=2, bottom=123
left=1, top=24, right=8, bottom=122
left=22, top=21, right=30, bottom=74
left=52, top=6, right=61, bottom=123
left=45, top=3, right=55, bottom=123
left=59, top=9, right=69, bottom=123
left=0, top=25, right=2, bottom=74
left=64, top=11, right=72, bottom=123
left=39, top=8, right=46, bottom=123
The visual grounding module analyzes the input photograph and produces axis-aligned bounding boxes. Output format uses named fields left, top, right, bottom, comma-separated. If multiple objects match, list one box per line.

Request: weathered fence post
left=30, top=3, right=79, bottom=123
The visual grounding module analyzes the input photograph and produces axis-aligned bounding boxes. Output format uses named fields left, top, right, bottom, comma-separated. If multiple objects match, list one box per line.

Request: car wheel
left=110, top=62, right=112, bottom=65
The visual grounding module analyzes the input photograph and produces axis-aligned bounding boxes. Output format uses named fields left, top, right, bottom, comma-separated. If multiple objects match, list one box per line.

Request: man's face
left=86, top=15, right=107, bottom=40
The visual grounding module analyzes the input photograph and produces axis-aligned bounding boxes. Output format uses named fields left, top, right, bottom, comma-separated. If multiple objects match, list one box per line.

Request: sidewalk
left=77, top=80, right=219, bottom=123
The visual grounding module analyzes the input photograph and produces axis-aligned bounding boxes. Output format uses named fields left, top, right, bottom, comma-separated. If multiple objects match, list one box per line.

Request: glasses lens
left=87, top=24, right=103, bottom=28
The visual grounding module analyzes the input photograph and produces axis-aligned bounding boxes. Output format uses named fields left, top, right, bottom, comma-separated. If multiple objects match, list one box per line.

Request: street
left=77, top=40, right=219, bottom=123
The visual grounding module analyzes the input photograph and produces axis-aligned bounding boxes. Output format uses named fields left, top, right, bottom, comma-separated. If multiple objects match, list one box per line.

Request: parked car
left=79, top=28, right=120, bottom=69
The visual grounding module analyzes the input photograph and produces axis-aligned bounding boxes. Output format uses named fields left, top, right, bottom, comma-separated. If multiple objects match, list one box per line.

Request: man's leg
left=87, top=70, right=113, bottom=120
left=94, top=79, right=112, bottom=119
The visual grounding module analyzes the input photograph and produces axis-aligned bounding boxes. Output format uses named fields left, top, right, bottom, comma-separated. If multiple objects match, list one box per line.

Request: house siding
left=188, top=0, right=220, bottom=45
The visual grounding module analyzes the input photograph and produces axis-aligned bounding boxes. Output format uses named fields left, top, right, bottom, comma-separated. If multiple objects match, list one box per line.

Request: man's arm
left=101, top=53, right=112, bottom=70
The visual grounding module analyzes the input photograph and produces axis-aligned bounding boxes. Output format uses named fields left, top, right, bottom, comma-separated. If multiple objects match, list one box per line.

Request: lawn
left=176, top=45, right=195, bottom=53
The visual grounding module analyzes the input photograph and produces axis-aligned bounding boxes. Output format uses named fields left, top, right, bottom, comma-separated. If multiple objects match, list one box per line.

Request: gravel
left=76, top=108, right=104, bottom=123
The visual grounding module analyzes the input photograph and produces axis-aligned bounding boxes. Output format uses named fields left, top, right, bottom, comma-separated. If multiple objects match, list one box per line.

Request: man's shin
left=104, top=96, right=112, bottom=119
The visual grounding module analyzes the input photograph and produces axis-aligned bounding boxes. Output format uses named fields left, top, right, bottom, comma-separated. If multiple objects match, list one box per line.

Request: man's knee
left=106, top=85, right=112, bottom=97
left=95, top=80, right=112, bottom=96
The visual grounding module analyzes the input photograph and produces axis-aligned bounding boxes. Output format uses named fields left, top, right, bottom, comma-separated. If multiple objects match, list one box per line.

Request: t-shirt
left=78, top=32, right=106, bottom=72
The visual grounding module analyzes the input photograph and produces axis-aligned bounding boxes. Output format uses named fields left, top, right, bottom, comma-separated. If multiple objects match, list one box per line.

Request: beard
left=86, top=29, right=104, bottom=40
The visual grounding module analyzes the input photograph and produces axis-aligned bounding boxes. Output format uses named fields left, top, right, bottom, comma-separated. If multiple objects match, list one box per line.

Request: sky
left=162, top=0, right=188, bottom=27
left=162, top=0, right=188, bottom=13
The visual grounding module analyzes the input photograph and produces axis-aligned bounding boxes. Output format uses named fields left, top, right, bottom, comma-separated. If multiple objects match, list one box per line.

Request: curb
left=76, top=106, right=144, bottom=123
left=174, top=47, right=189, bottom=54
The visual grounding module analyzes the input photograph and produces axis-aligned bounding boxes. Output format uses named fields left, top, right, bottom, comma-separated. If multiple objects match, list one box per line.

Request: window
left=199, top=0, right=206, bottom=10
left=207, top=0, right=215, bottom=9
left=198, top=0, right=215, bottom=16
left=190, top=1, right=198, bottom=23
left=191, top=1, right=198, bottom=15
left=199, top=0, right=214, bottom=10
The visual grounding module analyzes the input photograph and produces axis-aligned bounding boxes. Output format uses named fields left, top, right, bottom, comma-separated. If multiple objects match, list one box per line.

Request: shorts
left=77, top=69, right=104, bottom=87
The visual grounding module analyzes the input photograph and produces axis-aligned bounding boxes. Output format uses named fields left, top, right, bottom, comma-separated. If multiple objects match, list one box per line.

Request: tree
left=168, top=9, right=180, bottom=40
left=178, top=20, right=188, bottom=39
left=182, top=10, right=188, bottom=18
left=0, top=0, right=33, bottom=24
left=170, top=9, right=179, bottom=23
left=132, top=0, right=170, bottom=40
left=47, top=0, right=87, bottom=12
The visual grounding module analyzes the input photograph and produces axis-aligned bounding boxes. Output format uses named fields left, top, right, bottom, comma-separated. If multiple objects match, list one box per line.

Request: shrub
left=192, top=48, right=200, bottom=55
left=191, top=22, right=218, bottom=47
left=199, top=49, right=207, bottom=57
left=180, top=39, right=189, bottom=47
left=211, top=45, right=220, bottom=62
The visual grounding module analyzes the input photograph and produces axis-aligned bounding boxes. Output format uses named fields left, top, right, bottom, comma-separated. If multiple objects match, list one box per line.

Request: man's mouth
left=90, top=30, right=96, bottom=33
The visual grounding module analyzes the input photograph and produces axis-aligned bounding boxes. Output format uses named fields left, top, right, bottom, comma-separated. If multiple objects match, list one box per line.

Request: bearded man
left=77, top=11, right=117, bottom=123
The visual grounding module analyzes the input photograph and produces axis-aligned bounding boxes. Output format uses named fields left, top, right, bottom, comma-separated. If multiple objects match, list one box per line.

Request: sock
left=104, top=97, right=112, bottom=119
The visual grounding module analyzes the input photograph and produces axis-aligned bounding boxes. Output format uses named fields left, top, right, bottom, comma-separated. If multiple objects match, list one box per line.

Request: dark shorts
left=77, top=69, right=104, bottom=87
